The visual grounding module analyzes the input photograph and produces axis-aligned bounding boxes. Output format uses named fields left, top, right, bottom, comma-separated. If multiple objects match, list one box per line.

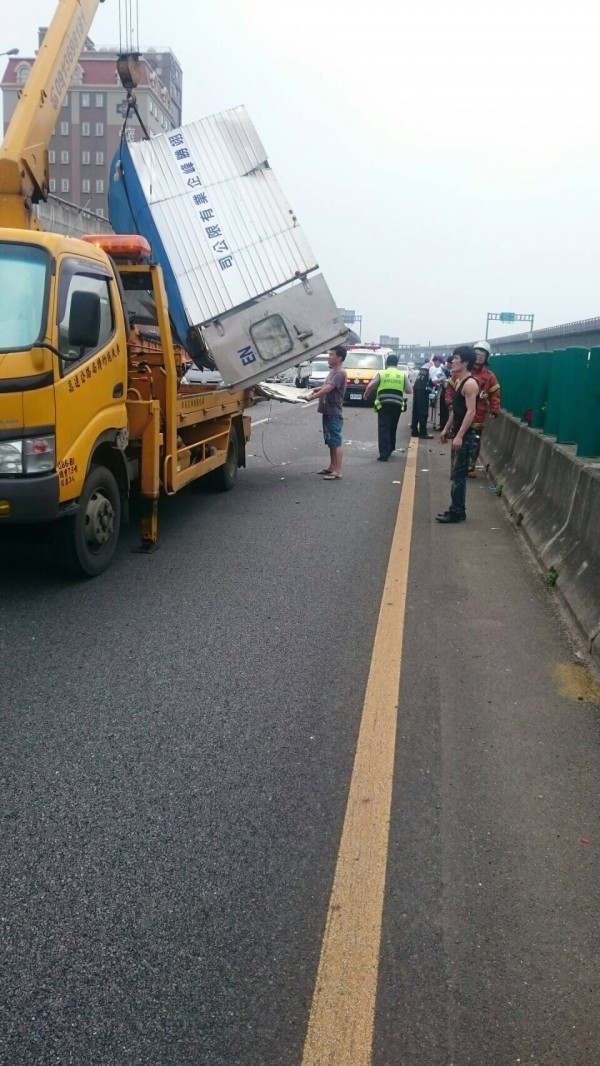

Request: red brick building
left=1, top=31, right=183, bottom=219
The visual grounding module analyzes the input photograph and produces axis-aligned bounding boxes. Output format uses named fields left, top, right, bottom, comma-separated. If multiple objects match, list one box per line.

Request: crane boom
left=0, top=0, right=105, bottom=229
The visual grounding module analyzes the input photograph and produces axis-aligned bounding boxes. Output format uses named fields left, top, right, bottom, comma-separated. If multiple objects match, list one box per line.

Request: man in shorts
left=309, top=345, right=347, bottom=479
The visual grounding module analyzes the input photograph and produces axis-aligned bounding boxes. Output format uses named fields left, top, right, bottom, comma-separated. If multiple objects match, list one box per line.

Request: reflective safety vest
left=374, top=367, right=406, bottom=410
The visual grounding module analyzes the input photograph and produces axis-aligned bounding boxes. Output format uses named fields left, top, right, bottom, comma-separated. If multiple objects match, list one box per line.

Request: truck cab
left=0, top=228, right=257, bottom=576
left=0, top=230, right=128, bottom=548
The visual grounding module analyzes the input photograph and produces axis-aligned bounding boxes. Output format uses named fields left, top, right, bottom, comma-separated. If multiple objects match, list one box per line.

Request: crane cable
left=117, top=0, right=148, bottom=142
left=118, top=0, right=139, bottom=54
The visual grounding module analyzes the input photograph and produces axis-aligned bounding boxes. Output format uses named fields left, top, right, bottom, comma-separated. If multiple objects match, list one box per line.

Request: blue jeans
left=323, top=415, right=343, bottom=448
left=449, top=429, right=476, bottom=517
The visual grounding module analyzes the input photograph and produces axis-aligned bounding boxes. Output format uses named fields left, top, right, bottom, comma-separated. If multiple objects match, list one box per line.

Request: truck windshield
left=0, top=243, right=48, bottom=351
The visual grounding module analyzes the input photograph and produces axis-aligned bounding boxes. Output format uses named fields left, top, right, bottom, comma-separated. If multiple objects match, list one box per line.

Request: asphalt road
left=1, top=400, right=599, bottom=1065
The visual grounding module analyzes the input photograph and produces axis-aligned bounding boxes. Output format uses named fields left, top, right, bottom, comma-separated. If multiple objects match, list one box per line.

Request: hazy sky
left=3, top=0, right=600, bottom=344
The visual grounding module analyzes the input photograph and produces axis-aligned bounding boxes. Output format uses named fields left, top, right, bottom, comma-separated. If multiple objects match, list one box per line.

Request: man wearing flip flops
left=307, top=345, right=347, bottom=480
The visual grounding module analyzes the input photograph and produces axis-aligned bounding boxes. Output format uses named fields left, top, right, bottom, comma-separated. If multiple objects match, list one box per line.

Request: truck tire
left=211, top=429, right=239, bottom=492
left=58, top=465, right=121, bottom=577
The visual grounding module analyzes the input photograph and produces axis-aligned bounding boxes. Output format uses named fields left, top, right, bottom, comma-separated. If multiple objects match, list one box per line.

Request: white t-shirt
left=429, top=365, right=446, bottom=384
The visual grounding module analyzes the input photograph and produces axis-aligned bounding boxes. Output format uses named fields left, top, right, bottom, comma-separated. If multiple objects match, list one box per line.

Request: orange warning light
left=82, top=234, right=151, bottom=261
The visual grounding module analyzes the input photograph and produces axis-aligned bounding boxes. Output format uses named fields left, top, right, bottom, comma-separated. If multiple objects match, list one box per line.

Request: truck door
left=201, top=274, right=348, bottom=390
left=52, top=256, right=127, bottom=500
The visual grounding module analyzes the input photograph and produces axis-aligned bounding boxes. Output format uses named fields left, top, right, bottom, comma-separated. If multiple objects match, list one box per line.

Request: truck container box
left=109, top=105, right=346, bottom=389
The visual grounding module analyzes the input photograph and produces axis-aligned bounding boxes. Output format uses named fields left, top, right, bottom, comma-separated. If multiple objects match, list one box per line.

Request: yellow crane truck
left=0, top=225, right=254, bottom=576
left=0, top=0, right=345, bottom=576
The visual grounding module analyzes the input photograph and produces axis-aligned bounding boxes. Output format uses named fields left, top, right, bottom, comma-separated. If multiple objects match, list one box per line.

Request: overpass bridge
left=393, top=315, right=600, bottom=359
left=486, top=316, right=600, bottom=353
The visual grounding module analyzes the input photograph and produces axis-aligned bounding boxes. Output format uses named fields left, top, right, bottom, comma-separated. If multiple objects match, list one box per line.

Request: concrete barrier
left=482, top=412, right=600, bottom=664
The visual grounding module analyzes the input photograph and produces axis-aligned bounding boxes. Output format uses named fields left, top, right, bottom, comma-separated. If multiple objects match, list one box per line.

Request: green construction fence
left=488, top=347, right=600, bottom=459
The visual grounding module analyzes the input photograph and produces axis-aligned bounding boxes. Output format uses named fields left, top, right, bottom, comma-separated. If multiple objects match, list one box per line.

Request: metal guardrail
left=488, top=348, right=600, bottom=459
left=37, top=195, right=113, bottom=237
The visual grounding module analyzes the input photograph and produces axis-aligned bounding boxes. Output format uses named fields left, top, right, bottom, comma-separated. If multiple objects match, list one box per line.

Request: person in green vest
left=364, top=354, right=412, bottom=461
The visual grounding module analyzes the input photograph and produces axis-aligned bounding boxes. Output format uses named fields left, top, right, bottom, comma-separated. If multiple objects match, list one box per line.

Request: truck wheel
left=212, top=429, right=239, bottom=492
left=58, top=465, right=121, bottom=577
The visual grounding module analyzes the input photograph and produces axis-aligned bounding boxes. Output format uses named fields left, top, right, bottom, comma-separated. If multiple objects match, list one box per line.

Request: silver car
left=181, top=366, right=224, bottom=387
left=308, top=356, right=330, bottom=389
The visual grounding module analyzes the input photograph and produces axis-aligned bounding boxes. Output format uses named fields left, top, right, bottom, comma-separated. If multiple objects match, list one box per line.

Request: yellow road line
left=301, top=438, right=418, bottom=1066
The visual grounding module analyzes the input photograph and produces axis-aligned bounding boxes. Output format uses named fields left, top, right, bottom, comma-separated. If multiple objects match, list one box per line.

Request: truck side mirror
left=68, top=291, right=101, bottom=350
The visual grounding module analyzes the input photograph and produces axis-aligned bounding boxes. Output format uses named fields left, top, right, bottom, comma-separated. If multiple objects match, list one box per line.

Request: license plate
left=349, top=392, right=362, bottom=400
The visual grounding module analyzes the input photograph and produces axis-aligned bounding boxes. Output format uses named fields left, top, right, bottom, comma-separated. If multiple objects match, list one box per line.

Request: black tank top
left=452, top=375, right=478, bottom=434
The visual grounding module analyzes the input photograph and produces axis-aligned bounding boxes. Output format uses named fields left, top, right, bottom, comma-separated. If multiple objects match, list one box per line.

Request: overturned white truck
left=109, top=105, right=347, bottom=389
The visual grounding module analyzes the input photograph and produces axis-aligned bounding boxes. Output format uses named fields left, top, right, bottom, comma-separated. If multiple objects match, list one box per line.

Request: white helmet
left=474, top=340, right=492, bottom=356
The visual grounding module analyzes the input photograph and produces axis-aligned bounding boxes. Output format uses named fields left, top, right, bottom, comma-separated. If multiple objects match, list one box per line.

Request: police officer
left=364, top=354, right=412, bottom=461
left=436, top=354, right=454, bottom=430
left=411, top=363, right=434, bottom=439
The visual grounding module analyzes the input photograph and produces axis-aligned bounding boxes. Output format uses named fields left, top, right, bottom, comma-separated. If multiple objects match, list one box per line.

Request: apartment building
left=1, top=32, right=183, bottom=218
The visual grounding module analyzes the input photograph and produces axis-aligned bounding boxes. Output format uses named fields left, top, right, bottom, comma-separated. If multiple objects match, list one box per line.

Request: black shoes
left=420, top=434, right=434, bottom=440
left=377, top=456, right=389, bottom=462
left=436, top=511, right=466, bottom=523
